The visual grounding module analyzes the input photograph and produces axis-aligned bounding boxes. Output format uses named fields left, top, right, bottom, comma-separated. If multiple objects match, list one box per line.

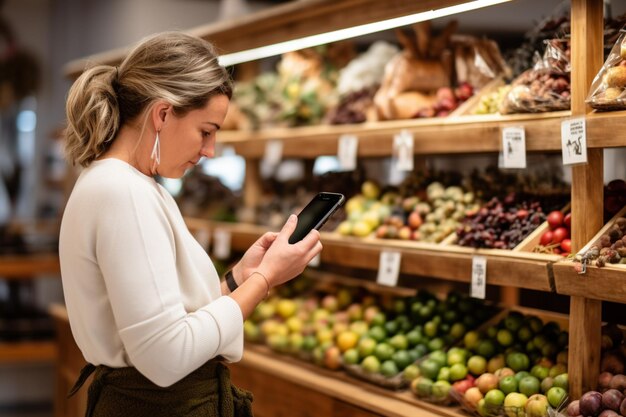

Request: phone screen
left=288, top=193, right=345, bottom=244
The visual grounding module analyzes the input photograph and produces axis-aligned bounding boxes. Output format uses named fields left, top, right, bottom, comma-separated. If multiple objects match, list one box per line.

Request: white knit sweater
left=59, top=158, right=243, bottom=387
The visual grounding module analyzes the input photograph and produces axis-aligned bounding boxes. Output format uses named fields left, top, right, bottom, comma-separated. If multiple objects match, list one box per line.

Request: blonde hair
left=64, top=32, right=233, bottom=167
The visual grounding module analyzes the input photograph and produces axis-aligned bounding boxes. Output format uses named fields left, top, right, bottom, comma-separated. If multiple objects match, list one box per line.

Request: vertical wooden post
left=243, top=159, right=262, bottom=219
left=568, top=0, right=604, bottom=399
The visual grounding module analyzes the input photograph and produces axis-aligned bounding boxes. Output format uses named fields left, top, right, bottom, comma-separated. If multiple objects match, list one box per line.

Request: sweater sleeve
left=95, top=180, right=243, bottom=387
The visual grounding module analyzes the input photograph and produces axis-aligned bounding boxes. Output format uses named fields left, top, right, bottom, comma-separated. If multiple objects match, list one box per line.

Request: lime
left=432, top=380, right=451, bottom=400
left=413, top=343, right=429, bottom=358
left=437, top=366, right=451, bottom=382
left=343, top=348, right=360, bottom=365
left=464, top=331, right=481, bottom=350
left=374, top=343, right=395, bottom=361
left=392, top=350, right=413, bottom=370
left=381, top=359, right=400, bottom=377
left=403, top=364, right=421, bottom=381
left=368, top=326, right=387, bottom=342
left=477, top=340, right=497, bottom=359
left=413, top=376, right=434, bottom=398
left=370, top=312, right=387, bottom=327
left=514, top=371, right=530, bottom=383
left=449, top=363, right=468, bottom=381
left=506, top=352, right=530, bottom=372
left=419, top=358, right=442, bottom=380
left=449, top=323, right=467, bottom=340
left=384, top=320, right=399, bottom=336
left=552, top=373, right=568, bottom=390
left=504, top=312, right=524, bottom=332
left=497, top=329, right=515, bottom=347
left=484, top=389, right=505, bottom=406
left=447, top=349, right=467, bottom=366
left=424, top=321, right=438, bottom=338
left=390, top=334, right=409, bottom=351
left=361, top=355, right=381, bottom=374
left=467, top=355, right=487, bottom=376
left=429, top=350, right=447, bottom=367
left=499, top=375, right=518, bottom=395
left=525, top=316, right=543, bottom=333
left=406, top=329, right=424, bottom=347
left=530, top=365, right=549, bottom=380
left=358, top=337, right=377, bottom=357
left=518, top=375, right=541, bottom=397
left=428, top=337, right=445, bottom=352
left=546, top=386, right=567, bottom=408
left=517, top=326, right=533, bottom=342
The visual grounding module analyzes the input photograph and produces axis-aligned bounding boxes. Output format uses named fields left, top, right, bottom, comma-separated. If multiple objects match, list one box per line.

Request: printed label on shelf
left=338, top=134, right=358, bottom=171
left=263, top=140, right=283, bottom=168
left=212, top=228, right=231, bottom=260
left=308, top=253, right=321, bottom=267
left=501, top=127, right=526, bottom=169
left=393, top=130, right=414, bottom=171
left=471, top=256, right=487, bottom=299
left=376, top=250, right=401, bottom=287
left=561, top=117, right=588, bottom=165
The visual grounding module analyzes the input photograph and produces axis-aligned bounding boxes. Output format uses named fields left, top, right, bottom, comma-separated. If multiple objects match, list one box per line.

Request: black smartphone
left=288, top=192, right=345, bottom=244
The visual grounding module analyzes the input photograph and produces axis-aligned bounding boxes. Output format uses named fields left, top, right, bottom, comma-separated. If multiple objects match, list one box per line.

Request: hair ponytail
left=64, top=65, right=120, bottom=167
left=63, top=32, right=232, bottom=168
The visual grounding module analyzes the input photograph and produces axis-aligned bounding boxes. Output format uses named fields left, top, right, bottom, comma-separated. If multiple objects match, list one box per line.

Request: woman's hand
left=253, top=214, right=323, bottom=288
left=231, top=232, right=278, bottom=285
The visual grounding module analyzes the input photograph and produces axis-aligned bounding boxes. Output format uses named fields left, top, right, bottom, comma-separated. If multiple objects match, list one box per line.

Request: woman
left=59, top=32, right=322, bottom=416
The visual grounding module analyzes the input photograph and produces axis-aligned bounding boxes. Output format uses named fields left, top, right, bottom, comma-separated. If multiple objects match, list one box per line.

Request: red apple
left=547, top=211, right=564, bottom=229
left=560, top=238, right=572, bottom=253
left=540, top=231, right=554, bottom=246
left=564, top=213, right=572, bottom=229
left=552, top=227, right=569, bottom=243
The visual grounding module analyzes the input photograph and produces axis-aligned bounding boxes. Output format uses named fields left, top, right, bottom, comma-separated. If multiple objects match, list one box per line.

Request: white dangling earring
left=150, top=131, right=161, bottom=172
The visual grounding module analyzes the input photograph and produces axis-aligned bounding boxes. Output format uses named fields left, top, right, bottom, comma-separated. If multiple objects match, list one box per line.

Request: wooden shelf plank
left=0, top=254, right=60, bottom=278
left=218, top=112, right=570, bottom=158
left=553, top=262, right=626, bottom=304
left=0, top=340, right=57, bottom=364
left=195, top=220, right=557, bottom=292
left=64, top=0, right=473, bottom=78
left=234, top=346, right=455, bottom=417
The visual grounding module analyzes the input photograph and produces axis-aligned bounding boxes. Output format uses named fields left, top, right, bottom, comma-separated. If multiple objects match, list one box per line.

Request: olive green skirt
left=69, top=360, right=253, bottom=417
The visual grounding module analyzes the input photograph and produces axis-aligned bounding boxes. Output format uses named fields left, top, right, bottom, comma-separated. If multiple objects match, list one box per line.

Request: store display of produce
left=567, top=323, right=626, bottom=417
left=443, top=310, right=570, bottom=417
left=533, top=210, right=572, bottom=256
left=245, top=279, right=495, bottom=386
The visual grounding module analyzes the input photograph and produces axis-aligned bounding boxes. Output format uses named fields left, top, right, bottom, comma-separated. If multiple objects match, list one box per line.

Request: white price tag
left=471, top=256, right=487, bottom=299
left=501, top=127, right=526, bottom=169
left=308, top=253, right=321, bottom=267
left=212, top=229, right=232, bottom=260
left=263, top=140, right=283, bottom=168
left=338, top=134, right=358, bottom=171
left=561, top=117, right=587, bottom=165
left=393, top=130, right=414, bottom=171
left=376, top=251, right=401, bottom=287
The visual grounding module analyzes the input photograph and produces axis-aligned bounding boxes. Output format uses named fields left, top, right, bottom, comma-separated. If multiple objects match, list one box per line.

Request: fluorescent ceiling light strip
left=218, top=0, right=512, bottom=66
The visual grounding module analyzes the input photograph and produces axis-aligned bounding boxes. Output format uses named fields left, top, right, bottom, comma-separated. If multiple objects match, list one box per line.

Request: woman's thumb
left=279, top=214, right=298, bottom=239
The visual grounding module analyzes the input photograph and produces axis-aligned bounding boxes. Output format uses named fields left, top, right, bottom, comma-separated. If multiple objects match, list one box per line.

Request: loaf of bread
left=606, top=66, right=626, bottom=88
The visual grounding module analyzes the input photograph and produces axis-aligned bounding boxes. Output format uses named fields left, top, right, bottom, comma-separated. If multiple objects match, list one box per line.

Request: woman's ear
left=150, top=101, right=172, bottom=132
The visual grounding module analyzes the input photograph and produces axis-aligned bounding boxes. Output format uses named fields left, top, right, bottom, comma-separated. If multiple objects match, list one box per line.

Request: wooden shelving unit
left=0, top=341, right=57, bottom=364
left=59, top=0, right=623, bottom=415
left=552, top=263, right=626, bottom=305
left=0, top=254, right=60, bottom=279
left=187, top=219, right=558, bottom=292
